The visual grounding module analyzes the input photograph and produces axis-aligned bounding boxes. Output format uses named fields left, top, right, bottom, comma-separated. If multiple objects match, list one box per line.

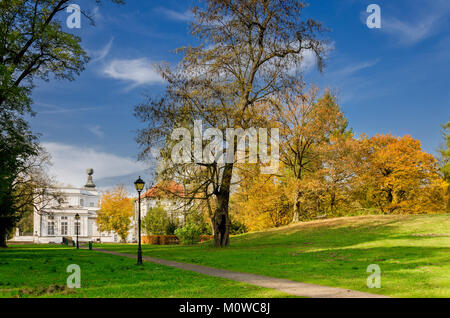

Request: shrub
left=149, top=235, right=160, bottom=245
left=175, top=223, right=202, bottom=245
left=142, top=235, right=179, bottom=245
left=199, top=235, right=213, bottom=242
left=160, top=235, right=179, bottom=245
left=165, top=219, right=179, bottom=235
left=230, top=215, right=247, bottom=235
left=186, top=209, right=212, bottom=235
left=142, top=235, right=160, bottom=244
left=143, top=205, right=169, bottom=236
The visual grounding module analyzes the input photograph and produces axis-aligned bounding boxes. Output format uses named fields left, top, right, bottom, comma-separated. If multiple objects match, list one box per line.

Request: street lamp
left=134, top=176, right=145, bottom=265
left=75, top=213, right=80, bottom=249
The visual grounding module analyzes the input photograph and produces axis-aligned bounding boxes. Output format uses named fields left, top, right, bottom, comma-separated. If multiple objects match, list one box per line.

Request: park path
left=92, top=248, right=388, bottom=298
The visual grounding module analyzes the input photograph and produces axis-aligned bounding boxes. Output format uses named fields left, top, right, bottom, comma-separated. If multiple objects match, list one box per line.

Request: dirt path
left=93, top=248, right=389, bottom=298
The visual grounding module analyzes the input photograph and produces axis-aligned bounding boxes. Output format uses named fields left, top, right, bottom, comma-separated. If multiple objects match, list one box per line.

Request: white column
left=83, top=215, right=88, bottom=237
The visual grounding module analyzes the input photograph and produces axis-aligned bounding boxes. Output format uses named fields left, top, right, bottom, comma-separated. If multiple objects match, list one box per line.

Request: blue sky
left=28, top=0, right=450, bottom=190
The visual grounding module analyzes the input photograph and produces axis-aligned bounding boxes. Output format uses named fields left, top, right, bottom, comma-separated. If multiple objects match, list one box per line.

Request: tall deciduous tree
left=135, top=0, right=327, bottom=247
left=0, top=0, right=124, bottom=247
left=0, top=146, right=61, bottom=246
left=274, top=87, right=349, bottom=222
left=97, top=186, right=133, bottom=243
left=317, top=133, right=362, bottom=215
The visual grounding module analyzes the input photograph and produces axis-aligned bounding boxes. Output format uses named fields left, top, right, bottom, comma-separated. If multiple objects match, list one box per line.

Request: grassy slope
left=0, top=245, right=293, bottom=298
left=100, top=215, right=450, bottom=298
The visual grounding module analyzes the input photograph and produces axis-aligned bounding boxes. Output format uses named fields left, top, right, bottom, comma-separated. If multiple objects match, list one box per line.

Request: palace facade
left=31, top=169, right=120, bottom=244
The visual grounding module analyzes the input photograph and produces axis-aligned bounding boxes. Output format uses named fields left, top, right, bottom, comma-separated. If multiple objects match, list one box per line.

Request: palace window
left=47, top=215, right=55, bottom=236
left=61, top=217, right=68, bottom=236
left=80, top=199, right=84, bottom=207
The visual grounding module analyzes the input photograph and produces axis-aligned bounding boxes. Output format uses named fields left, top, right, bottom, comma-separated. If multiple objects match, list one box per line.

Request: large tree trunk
left=213, top=194, right=230, bottom=247
left=213, top=164, right=233, bottom=247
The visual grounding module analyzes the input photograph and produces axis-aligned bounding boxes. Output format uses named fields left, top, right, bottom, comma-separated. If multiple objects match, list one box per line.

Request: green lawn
left=99, top=215, right=450, bottom=298
left=0, top=245, right=293, bottom=298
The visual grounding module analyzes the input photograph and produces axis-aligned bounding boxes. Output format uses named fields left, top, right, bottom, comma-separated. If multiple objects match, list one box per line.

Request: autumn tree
left=356, top=134, right=447, bottom=214
left=135, top=0, right=327, bottom=247
left=273, top=87, right=349, bottom=221
left=316, top=133, right=363, bottom=215
left=231, top=164, right=291, bottom=231
left=97, top=186, right=133, bottom=242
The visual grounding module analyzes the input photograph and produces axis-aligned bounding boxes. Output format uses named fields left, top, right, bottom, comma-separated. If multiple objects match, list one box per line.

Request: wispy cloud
left=103, top=58, right=164, bottom=88
left=89, top=38, right=114, bottom=63
left=43, top=142, right=147, bottom=189
left=156, top=7, right=194, bottom=22
left=332, top=59, right=380, bottom=77
left=377, top=1, right=450, bottom=45
left=88, top=125, right=105, bottom=138
left=382, top=16, right=438, bottom=45
left=34, top=102, right=99, bottom=114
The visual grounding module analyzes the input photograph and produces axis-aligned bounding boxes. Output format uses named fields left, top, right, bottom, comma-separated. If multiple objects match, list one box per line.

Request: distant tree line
left=231, top=94, right=449, bottom=231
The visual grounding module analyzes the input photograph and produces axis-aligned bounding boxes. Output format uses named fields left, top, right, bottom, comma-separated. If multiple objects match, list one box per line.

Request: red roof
left=140, top=181, right=185, bottom=199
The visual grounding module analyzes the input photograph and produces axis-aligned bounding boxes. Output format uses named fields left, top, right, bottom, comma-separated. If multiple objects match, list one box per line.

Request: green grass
left=0, top=245, right=294, bottom=298
left=99, top=215, right=450, bottom=298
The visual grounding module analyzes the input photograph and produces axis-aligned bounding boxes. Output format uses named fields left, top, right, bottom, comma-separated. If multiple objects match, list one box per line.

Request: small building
left=30, top=169, right=119, bottom=244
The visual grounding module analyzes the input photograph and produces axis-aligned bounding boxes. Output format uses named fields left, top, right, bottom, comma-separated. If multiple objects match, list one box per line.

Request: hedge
left=141, top=235, right=213, bottom=245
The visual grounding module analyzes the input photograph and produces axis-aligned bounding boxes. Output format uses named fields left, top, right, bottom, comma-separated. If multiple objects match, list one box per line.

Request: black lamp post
left=75, top=213, right=80, bottom=249
left=134, top=177, right=145, bottom=265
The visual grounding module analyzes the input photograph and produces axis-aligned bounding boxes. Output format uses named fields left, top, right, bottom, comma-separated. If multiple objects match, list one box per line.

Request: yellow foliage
left=231, top=165, right=291, bottom=232
left=97, top=185, right=133, bottom=242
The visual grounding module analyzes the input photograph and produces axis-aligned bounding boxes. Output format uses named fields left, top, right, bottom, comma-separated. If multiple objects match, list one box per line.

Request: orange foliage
left=356, top=134, right=448, bottom=214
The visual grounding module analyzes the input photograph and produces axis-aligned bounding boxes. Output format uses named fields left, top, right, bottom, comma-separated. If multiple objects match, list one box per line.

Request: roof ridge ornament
left=84, top=168, right=96, bottom=189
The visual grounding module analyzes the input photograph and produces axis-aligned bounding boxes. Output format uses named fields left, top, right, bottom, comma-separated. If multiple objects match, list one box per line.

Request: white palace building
left=12, top=169, right=121, bottom=244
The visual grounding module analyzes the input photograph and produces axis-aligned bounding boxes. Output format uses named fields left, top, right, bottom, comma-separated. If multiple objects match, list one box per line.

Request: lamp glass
left=134, top=177, right=145, bottom=192
left=75, top=213, right=80, bottom=220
